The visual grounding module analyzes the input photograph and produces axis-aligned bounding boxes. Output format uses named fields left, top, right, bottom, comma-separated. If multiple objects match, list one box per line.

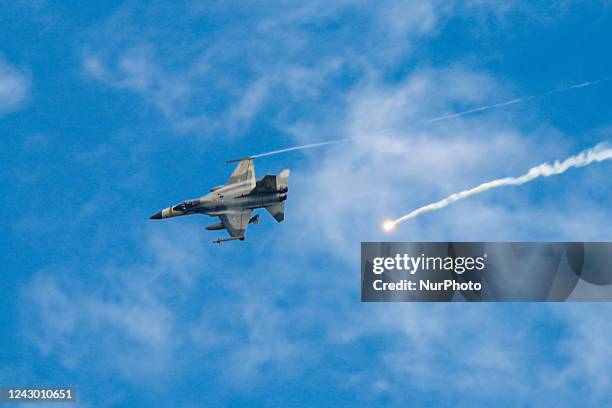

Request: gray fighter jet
left=149, top=158, right=289, bottom=243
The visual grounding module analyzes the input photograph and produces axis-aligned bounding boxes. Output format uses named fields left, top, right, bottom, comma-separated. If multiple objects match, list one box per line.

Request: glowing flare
left=382, top=220, right=396, bottom=232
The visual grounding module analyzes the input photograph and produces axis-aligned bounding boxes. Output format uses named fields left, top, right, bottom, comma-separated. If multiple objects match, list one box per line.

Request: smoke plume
left=386, top=143, right=612, bottom=228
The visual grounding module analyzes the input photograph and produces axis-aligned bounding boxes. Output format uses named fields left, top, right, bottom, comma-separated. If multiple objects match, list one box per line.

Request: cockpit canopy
left=172, top=199, right=200, bottom=212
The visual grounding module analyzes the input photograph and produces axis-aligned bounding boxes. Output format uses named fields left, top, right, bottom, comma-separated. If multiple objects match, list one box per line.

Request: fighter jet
left=149, top=158, right=289, bottom=243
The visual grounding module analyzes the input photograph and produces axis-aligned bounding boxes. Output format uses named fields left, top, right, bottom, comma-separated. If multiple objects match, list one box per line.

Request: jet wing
left=226, top=158, right=256, bottom=189
left=219, top=210, right=253, bottom=238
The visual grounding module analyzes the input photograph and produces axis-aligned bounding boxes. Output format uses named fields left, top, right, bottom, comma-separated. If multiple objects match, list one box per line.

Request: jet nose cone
left=149, top=211, right=163, bottom=220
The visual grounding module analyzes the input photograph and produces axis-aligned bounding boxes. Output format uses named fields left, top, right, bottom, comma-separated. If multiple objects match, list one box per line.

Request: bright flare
left=382, top=220, right=396, bottom=232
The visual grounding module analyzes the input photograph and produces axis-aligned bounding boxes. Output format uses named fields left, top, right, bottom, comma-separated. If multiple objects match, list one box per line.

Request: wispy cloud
left=270, top=63, right=612, bottom=403
left=17, top=1, right=612, bottom=406
left=22, top=223, right=303, bottom=386
left=0, top=55, right=30, bottom=114
left=553, top=305, right=612, bottom=397
left=284, top=66, right=581, bottom=257
left=79, top=1, right=515, bottom=136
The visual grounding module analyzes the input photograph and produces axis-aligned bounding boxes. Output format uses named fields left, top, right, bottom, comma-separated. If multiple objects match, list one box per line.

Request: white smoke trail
left=423, top=98, right=525, bottom=123
left=384, top=143, right=612, bottom=229
left=248, top=78, right=611, bottom=159
left=250, top=138, right=353, bottom=159
left=423, top=78, right=611, bottom=123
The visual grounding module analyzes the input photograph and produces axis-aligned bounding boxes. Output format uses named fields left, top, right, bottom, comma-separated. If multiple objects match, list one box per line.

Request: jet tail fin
left=278, top=169, right=290, bottom=187
left=266, top=202, right=285, bottom=222
left=266, top=169, right=289, bottom=222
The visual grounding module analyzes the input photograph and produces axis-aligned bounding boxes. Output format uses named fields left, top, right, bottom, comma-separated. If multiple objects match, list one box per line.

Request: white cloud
left=0, top=55, right=30, bottom=114
left=281, top=66, right=594, bottom=259
left=20, top=1, right=612, bottom=404
left=79, top=1, right=516, bottom=135
left=373, top=305, right=530, bottom=396
left=22, top=223, right=302, bottom=385
left=268, top=62, right=612, bottom=401
left=553, top=305, right=612, bottom=397
left=23, top=224, right=201, bottom=378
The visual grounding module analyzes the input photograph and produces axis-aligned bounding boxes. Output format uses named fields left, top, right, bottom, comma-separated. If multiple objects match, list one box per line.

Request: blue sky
left=2, top=1, right=612, bottom=406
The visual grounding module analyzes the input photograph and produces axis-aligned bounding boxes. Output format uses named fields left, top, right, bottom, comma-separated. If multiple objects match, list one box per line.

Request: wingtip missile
left=226, top=156, right=254, bottom=164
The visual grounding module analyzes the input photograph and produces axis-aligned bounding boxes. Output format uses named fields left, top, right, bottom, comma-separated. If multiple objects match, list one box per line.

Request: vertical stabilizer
left=278, top=169, right=290, bottom=187
left=226, top=159, right=256, bottom=188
